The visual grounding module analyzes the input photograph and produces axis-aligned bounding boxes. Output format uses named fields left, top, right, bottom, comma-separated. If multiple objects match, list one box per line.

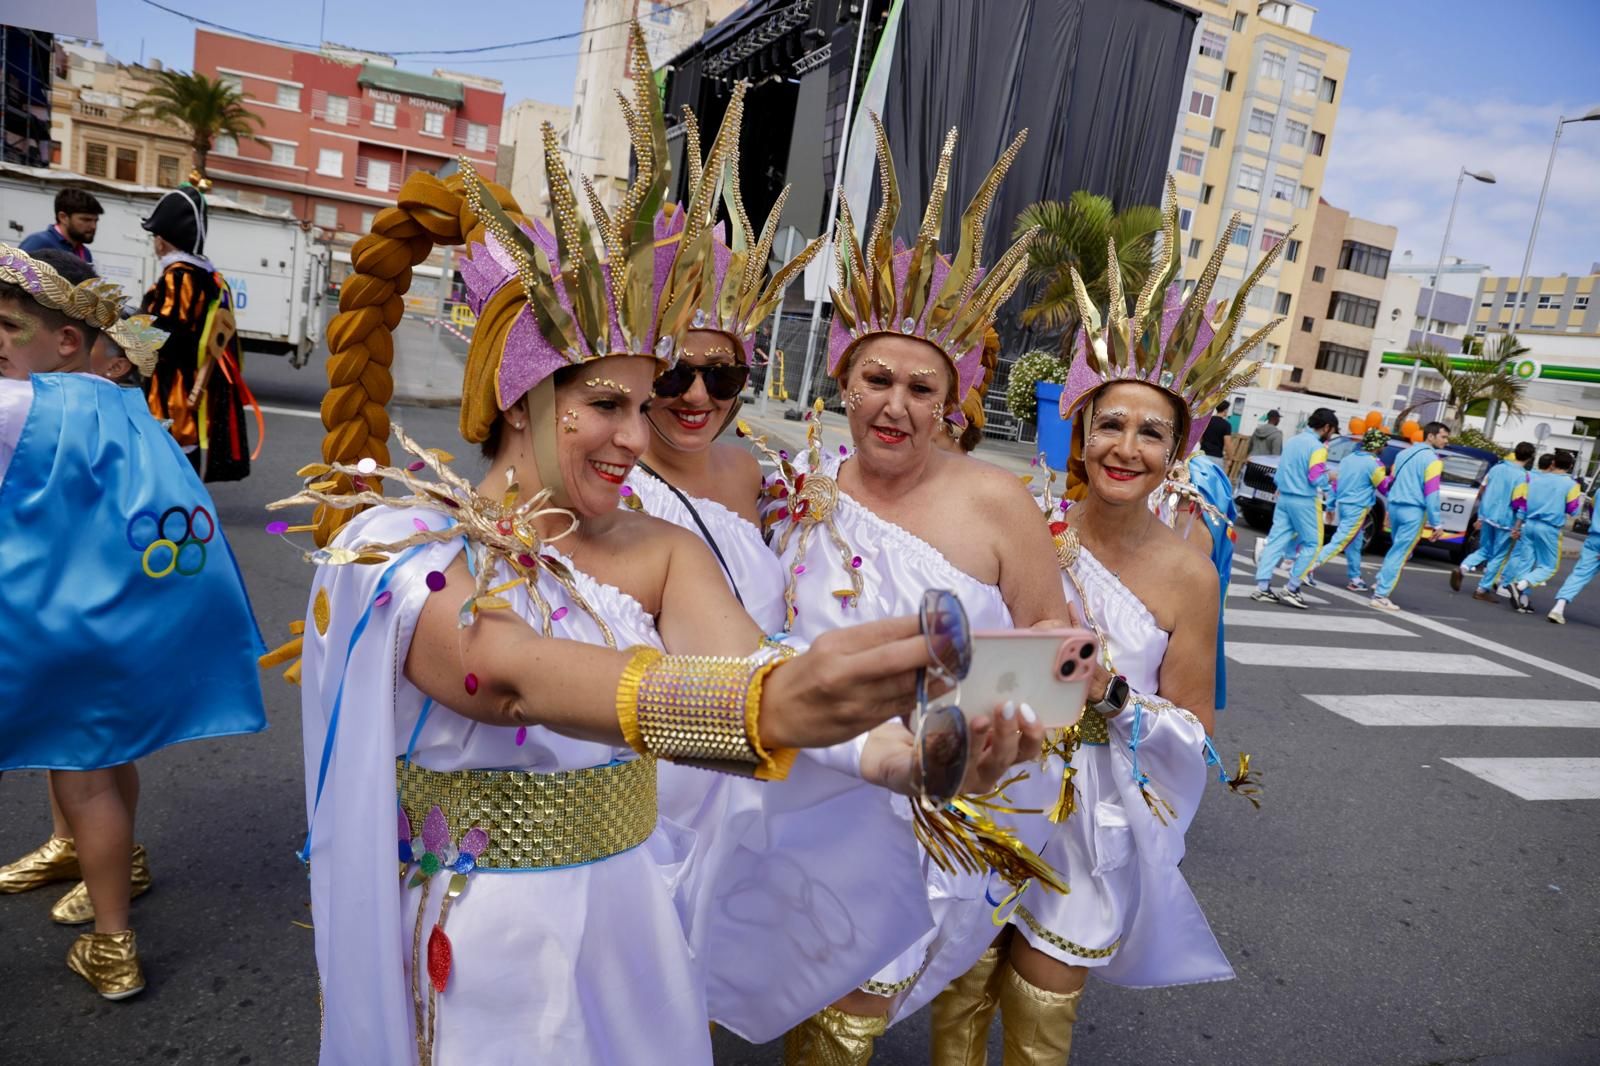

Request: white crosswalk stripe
left=1226, top=643, right=1525, bottom=676
left=1226, top=584, right=1330, bottom=605
left=1440, top=758, right=1600, bottom=801
left=1228, top=611, right=1413, bottom=636
left=1303, top=695, right=1600, bottom=728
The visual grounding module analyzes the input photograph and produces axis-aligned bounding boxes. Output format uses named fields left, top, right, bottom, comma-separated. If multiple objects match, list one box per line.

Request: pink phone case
left=966, top=628, right=1100, bottom=728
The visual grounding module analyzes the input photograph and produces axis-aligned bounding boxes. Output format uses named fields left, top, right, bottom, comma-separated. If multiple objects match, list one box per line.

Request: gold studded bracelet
left=616, top=643, right=798, bottom=780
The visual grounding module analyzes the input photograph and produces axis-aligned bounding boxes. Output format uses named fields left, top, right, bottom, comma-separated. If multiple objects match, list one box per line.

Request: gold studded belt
left=395, top=756, right=657, bottom=870
left=1077, top=709, right=1110, bottom=746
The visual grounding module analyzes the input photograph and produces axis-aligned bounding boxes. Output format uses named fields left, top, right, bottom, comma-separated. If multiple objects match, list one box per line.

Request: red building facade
left=192, top=30, right=502, bottom=279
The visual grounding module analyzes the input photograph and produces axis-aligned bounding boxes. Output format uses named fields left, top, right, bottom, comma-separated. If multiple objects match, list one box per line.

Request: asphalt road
left=3, top=354, right=1597, bottom=1064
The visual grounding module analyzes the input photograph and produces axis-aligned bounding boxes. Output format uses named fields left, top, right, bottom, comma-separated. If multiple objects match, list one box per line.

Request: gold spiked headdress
left=826, top=118, right=1035, bottom=416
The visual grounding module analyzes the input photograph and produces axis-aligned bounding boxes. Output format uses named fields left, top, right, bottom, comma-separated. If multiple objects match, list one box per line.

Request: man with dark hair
left=21, top=188, right=103, bottom=263
left=1199, top=400, right=1231, bottom=458
left=1252, top=407, right=1337, bottom=609
left=1453, top=440, right=1534, bottom=592
left=1370, top=421, right=1451, bottom=610
left=1248, top=408, right=1283, bottom=456
left=1536, top=453, right=1554, bottom=472
left=1500, top=450, right=1581, bottom=612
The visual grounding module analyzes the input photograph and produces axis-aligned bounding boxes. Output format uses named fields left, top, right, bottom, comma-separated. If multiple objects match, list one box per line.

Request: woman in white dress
left=766, top=120, right=1075, bottom=1064
left=932, top=190, right=1275, bottom=1064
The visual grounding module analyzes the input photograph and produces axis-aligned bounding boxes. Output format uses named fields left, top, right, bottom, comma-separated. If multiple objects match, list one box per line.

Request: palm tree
left=131, top=70, right=263, bottom=179
left=1012, top=191, right=1164, bottom=361
left=1396, top=333, right=1531, bottom=429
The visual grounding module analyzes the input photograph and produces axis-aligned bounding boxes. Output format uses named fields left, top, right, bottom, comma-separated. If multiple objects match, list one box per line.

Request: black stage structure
left=661, top=0, right=1198, bottom=441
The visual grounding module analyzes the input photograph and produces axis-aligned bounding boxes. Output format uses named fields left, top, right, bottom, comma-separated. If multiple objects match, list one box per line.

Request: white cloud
left=1321, top=96, right=1600, bottom=279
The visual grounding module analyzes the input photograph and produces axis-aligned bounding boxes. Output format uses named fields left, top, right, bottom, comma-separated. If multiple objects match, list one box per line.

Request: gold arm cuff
left=616, top=645, right=663, bottom=756
left=747, top=644, right=799, bottom=781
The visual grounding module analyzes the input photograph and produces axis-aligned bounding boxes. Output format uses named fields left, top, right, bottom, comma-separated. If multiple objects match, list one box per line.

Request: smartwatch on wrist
left=1089, top=674, right=1130, bottom=718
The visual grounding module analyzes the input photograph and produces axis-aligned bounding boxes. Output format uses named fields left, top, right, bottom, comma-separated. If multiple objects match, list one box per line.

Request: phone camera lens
left=1078, top=643, right=1094, bottom=659
left=1059, top=662, right=1072, bottom=677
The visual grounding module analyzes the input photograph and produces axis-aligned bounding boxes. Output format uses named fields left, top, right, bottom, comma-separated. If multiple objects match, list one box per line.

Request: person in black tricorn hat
left=140, top=175, right=258, bottom=481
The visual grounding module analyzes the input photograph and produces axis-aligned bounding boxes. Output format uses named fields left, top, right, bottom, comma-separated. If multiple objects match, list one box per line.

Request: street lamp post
left=1484, top=106, right=1600, bottom=435
left=1406, top=165, right=1496, bottom=423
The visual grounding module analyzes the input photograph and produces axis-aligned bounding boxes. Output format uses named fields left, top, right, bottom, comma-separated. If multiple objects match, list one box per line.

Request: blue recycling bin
left=1034, top=381, right=1072, bottom=471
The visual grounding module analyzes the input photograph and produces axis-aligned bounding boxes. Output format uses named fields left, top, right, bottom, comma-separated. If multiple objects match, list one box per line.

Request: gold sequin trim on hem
left=860, top=974, right=919, bottom=997
left=1014, top=905, right=1120, bottom=960
left=396, top=757, right=656, bottom=870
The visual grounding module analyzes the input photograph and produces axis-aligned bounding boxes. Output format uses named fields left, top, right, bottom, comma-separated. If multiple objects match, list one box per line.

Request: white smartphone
left=963, top=629, right=1100, bottom=728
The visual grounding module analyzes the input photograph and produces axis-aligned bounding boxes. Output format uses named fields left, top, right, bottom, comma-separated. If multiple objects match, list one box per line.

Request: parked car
left=1235, top=436, right=1495, bottom=563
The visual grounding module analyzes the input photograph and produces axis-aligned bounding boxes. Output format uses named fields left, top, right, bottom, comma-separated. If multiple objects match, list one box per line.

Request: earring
left=560, top=409, right=579, bottom=434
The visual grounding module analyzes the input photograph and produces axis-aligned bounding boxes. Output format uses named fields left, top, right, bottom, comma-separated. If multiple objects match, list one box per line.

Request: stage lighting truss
left=702, top=0, right=813, bottom=78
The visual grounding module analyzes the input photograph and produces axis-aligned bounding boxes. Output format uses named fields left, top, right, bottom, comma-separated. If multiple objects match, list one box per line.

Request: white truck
left=0, top=161, right=329, bottom=363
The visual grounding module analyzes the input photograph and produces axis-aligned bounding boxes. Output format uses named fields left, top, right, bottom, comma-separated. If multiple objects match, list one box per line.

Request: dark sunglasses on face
left=653, top=361, right=750, bottom=401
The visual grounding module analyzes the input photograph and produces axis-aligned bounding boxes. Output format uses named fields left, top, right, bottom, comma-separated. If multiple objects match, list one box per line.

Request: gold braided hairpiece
left=0, top=243, right=125, bottom=330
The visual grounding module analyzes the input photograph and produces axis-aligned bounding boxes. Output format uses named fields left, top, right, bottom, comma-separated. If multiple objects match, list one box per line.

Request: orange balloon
left=1401, top=419, right=1420, bottom=435
left=1364, top=410, right=1384, bottom=430
left=1348, top=417, right=1364, bottom=435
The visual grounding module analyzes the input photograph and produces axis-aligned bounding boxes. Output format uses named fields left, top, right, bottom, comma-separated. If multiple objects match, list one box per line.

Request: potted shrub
left=1006, top=349, right=1070, bottom=469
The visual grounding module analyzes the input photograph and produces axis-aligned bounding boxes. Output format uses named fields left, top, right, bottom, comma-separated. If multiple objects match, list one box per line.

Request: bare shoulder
left=946, top=452, right=1039, bottom=512
left=713, top=440, right=763, bottom=491
left=1151, top=521, right=1219, bottom=598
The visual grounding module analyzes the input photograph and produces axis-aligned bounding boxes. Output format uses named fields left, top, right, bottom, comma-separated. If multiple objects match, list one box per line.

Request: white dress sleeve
left=0, top=377, right=35, bottom=491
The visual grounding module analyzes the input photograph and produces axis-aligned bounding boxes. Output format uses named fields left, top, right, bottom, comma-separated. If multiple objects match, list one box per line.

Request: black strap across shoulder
left=635, top=460, right=745, bottom=607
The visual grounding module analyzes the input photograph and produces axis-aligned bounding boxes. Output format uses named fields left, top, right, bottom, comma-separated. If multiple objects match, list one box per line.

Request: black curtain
left=878, top=0, right=1196, bottom=255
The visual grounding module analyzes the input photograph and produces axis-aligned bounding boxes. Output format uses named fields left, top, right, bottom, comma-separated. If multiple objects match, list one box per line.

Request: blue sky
left=98, top=0, right=1600, bottom=278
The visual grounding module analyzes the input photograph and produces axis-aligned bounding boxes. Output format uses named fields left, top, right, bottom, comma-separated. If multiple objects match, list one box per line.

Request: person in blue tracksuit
left=1548, top=521, right=1600, bottom=625
left=1312, top=428, right=1388, bottom=590
left=1187, top=452, right=1236, bottom=709
left=1370, top=421, right=1451, bottom=611
left=1252, top=407, right=1337, bottom=609
left=1452, top=441, right=1534, bottom=592
left=1501, top=452, right=1582, bottom=613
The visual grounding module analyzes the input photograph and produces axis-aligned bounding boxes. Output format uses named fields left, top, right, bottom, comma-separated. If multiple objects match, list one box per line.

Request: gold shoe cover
left=997, top=964, right=1082, bottom=1066
left=931, top=945, right=1005, bottom=1066
left=66, top=929, right=146, bottom=1000
left=783, top=1006, right=888, bottom=1066
left=0, top=836, right=79, bottom=893
left=51, top=845, right=152, bottom=925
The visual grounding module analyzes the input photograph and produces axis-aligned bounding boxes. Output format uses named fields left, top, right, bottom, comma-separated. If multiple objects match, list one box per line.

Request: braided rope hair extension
left=957, top=325, right=1002, bottom=452
left=315, top=171, right=525, bottom=546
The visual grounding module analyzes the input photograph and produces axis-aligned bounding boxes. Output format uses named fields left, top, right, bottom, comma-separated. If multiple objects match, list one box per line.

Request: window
left=1576, top=295, right=1591, bottom=311
left=325, top=95, right=349, bottom=124
left=1328, top=292, right=1381, bottom=328
left=1189, top=91, right=1215, bottom=118
left=1312, top=265, right=1326, bottom=283
left=1248, top=108, right=1275, bottom=135
left=1320, top=76, right=1338, bottom=103
left=84, top=142, right=107, bottom=177
left=1480, top=297, right=1495, bottom=308
left=1232, top=223, right=1253, bottom=246
left=1270, top=175, right=1296, bottom=201
left=1247, top=286, right=1275, bottom=310
left=263, top=194, right=292, bottom=214
left=1300, top=316, right=1314, bottom=332
left=1310, top=131, right=1326, bottom=156
left=1284, top=119, right=1308, bottom=147
left=372, top=100, right=397, bottom=127
left=316, top=148, right=344, bottom=177
left=1178, top=207, right=1194, bottom=231
left=270, top=142, right=296, bottom=166
left=115, top=147, right=138, bottom=182
left=1223, top=70, right=1237, bottom=92
left=1261, top=228, right=1285, bottom=253
left=1338, top=240, right=1391, bottom=279
left=1261, top=50, right=1286, bottom=80
left=1200, top=183, right=1214, bottom=204
left=366, top=160, right=393, bottom=191
left=1290, top=367, right=1304, bottom=384
left=1475, top=323, right=1489, bottom=335
left=219, top=72, right=243, bottom=93
left=314, top=203, right=338, bottom=229
left=360, top=210, right=376, bottom=232
left=1233, top=11, right=1247, bottom=30
left=1210, top=126, right=1226, bottom=148
left=1295, top=184, right=1314, bottom=209
left=1237, top=164, right=1264, bottom=192
left=1187, top=238, right=1203, bottom=259
left=1294, top=64, right=1320, bottom=95
left=1275, top=292, right=1293, bottom=315
left=1316, top=341, right=1367, bottom=377
left=422, top=111, right=445, bottom=137
left=1537, top=294, right=1555, bottom=309
left=157, top=154, right=181, bottom=187
left=1177, top=147, right=1204, bottom=175
left=1284, top=238, right=1302, bottom=263
left=214, top=134, right=238, bottom=157
left=466, top=123, right=490, bottom=152
left=1198, top=29, right=1227, bottom=60
left=276, top=84, right=301, bottom=110
left=1266, top=343, right=1281, bottom=363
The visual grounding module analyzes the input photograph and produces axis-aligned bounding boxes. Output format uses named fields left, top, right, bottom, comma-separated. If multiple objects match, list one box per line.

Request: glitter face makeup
left=0, top=306, right=40, bottom=348
left=584, top=379, right=633, bottom=394
left=844, top=388, right=865, bottom=412
left=561, top=409, right=580, bottom=434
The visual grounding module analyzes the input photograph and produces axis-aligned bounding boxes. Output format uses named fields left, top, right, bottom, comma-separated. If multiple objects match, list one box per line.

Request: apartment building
left=1474, top=268, right=1600, bottom=338
left=499, top=100, right=572, bottom=224
left=1, top=25, right=55, bottom=168
left=1283, top=197, right=1396, bottom=401
left=1168, top=0, right=1349, bottom=388
left=48, top=44, right=192, bottom=189
left=190, top=30, right=502, bottom=283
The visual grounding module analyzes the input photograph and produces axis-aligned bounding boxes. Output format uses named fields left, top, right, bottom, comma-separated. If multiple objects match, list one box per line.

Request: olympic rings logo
left=126, top=505, right=214, bottom=579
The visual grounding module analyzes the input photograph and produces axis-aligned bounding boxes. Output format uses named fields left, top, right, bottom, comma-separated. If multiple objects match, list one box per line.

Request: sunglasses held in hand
left=915, top=588, right=973, bottom=805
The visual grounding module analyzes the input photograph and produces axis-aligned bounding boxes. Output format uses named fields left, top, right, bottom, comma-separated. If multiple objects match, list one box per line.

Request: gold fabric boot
left=0, top=836, right=79, bottom=893
left=931, top=945, right=1005, bottom=1066
left=783, top=1006, right=888, bottom=1066
left=997, top=964, right=1082, bottom=1066
left=66, top=929, right=146, bottom=1000
left=51, top=844, right=152, bottom=925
